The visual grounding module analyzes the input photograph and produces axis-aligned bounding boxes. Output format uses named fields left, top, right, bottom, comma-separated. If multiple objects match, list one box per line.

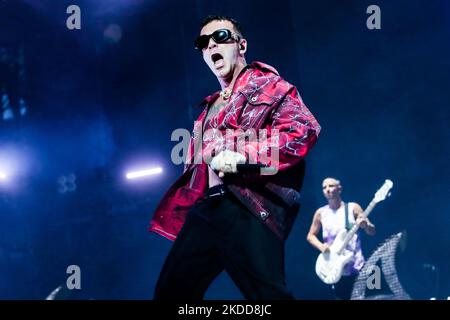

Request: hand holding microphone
left=210, top=150, right=246, bottom=178
left=210, top=150, right=276, bottom=177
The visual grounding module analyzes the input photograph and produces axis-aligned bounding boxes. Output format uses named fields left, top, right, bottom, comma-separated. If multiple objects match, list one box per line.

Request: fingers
left=357, top=217, right=368, bottom=228
left=235, top=152, right=246, bottom=164
left=210, top=152, right=222, bottom=171
left=210, top=150, right=247, bottom=175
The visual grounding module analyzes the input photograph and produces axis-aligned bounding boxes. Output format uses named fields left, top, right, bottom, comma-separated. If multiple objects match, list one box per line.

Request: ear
left=239, top=39, right=247, bottom=54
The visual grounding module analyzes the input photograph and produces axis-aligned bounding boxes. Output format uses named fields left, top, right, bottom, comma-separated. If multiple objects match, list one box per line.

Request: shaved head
left=322, top=177, right=342, bottom=201
left=322, top=177, right=341, bottom=188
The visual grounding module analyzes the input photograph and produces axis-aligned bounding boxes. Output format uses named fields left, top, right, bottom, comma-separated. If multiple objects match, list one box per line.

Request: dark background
left=0, top=0, right=449, bottom=299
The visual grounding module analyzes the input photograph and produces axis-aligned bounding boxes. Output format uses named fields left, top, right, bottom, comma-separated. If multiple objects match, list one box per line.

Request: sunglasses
left=194, top=29, right=240, bottom=50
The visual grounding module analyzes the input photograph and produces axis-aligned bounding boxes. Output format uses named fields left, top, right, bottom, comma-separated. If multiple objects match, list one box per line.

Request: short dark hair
left=200, top=15, right=244, bottom=37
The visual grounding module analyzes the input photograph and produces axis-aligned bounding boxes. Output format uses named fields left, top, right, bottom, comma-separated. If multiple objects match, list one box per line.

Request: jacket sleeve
left=240, top=82, right=321, bottom=173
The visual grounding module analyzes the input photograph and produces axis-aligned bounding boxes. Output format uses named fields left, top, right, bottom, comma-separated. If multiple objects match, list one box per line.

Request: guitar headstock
left=373, top=179, right=394, bottom=203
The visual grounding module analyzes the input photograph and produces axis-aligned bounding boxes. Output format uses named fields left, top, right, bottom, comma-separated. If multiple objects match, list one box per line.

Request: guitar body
left=315, top=229, right=354, bottom=284
left=314, top=179, right=393, bottom=285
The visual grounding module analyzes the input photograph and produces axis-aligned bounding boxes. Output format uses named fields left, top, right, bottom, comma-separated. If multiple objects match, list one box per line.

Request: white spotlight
left=0, top=172, right=7, bottom=180
left=126, top=167, right=162, bottom=180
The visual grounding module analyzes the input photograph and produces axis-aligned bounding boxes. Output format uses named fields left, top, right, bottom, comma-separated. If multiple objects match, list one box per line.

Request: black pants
left=154, top=188, right=294, bottom=300
left=331, top=274, right=357, bottom=300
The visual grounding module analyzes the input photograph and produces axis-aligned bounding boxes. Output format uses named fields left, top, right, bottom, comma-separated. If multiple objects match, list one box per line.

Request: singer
left=150, top=15, right=321, bottom=300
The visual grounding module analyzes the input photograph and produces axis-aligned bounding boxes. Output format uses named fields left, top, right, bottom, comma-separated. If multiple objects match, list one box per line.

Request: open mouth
left=211, top=53, right=224, bottom=68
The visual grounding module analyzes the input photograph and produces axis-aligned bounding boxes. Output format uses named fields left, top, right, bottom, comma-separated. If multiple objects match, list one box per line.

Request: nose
left=207, top=37, right=217, bottom=50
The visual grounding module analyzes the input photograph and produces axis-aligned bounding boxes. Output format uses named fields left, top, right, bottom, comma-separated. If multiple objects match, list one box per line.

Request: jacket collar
left=196, top=61, right=280, bottom=108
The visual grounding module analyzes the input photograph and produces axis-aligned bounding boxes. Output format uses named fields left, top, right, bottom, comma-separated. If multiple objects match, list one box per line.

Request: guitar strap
left=344, top=202, right=352, bottom=231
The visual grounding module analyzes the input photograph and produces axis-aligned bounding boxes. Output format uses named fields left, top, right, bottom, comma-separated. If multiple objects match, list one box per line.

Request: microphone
left=237, top=163, right=277, bottom=175
left=217, top=164, right=278, bottom=178
left=236, top=163, right=267, bottom=171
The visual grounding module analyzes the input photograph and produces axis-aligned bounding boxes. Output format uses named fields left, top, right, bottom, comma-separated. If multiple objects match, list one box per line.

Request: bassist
left=307, top=177, right=376, bottom=299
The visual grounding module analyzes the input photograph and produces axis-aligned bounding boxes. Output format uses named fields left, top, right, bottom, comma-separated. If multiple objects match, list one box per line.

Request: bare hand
left=210, top=150, right=246, bottom=177
left=321, top=244, right=330, bottom=254
left=356, top=216, right=369, bottom=229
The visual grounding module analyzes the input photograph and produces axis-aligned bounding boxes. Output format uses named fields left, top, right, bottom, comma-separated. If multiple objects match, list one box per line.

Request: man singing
left=150, top=15, right=321, bottom=300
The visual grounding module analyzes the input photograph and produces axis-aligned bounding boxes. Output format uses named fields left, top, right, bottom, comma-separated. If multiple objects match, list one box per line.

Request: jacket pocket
left=241, top=90, right=275, bottom=106
left=238, top=91, right=276, bottom=129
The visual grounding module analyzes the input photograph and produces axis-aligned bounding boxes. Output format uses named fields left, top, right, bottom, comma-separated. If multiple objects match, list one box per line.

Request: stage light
left=0, top=146, right=30, bottom=186
left=126, top=167, right=162, bottom=179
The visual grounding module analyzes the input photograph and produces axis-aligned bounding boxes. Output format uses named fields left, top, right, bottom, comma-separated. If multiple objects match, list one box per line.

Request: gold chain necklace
left=219, top=87, right=232, bottom=100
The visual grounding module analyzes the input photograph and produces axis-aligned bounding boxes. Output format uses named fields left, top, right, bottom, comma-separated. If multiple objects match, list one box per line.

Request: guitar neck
left=337, top=179, right=393, bottom=254
left=341, top=199, right=377, bottom=249
left=363, top=199, right=377, bottom=219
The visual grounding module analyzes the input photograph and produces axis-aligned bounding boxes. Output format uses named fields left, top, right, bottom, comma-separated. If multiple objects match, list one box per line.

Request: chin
left=218, top=68, right=231, bottom=78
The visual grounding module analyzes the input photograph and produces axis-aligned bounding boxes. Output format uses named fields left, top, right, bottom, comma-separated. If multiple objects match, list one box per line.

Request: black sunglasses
left=194, top=29, right=240, bottom=50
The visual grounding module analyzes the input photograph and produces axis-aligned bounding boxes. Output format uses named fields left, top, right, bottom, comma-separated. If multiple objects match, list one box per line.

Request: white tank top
left=320, top=202, right=365, bottom=276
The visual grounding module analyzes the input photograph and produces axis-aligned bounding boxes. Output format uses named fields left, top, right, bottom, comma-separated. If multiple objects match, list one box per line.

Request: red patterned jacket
left=150, top=61, right=321, bottom=241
